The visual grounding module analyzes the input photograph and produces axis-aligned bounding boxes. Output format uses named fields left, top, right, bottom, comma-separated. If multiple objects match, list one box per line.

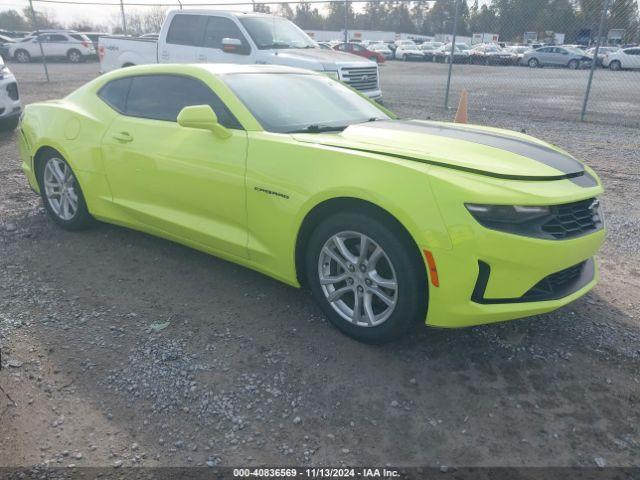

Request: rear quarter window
left=97, top=77, right=132, bottom=113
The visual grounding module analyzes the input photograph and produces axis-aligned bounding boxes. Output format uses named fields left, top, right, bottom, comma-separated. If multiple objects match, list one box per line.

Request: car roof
left=106, top=63, right=317, bottom=79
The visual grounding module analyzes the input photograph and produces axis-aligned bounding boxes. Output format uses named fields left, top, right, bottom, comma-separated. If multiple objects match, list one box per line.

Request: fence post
left=120, top=0, right=128, bottom=36
left=444, top=0, right=460, bottom=110
left=28, top=0, right=49, bottom=82
left=344, top=0, right=349, bottom=44
left=581, top=0, right=610, bottom=122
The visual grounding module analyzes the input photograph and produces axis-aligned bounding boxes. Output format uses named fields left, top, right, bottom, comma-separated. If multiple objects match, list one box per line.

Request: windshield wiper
left=287, top=124, right=348, bottom=134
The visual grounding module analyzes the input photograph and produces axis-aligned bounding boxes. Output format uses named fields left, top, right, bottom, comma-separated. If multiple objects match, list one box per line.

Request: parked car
left=9, top=30, right=95, bottom=63
left=0, top=34, right=15, bottom=59
left=368, top=43, right=393, bottom=60
left=585, top=46, right=618, bottom=66
left=99, top=10, right=382, bottom=100
left=80, top=31, right=108, bottom=50
left=418, top=42, right=443, bottom=61
left=394, top=41, right=423, bottom=61
left=334, top=42, right=385, bottom=63
left=602, top=47, right=640, bottom=70
left=435, top=43, right=472, bottom=63
left=0, top=55, right=21, bottom=131
left=18, top=63, right=605, bottom=342
left=523, top=46, right=591, bottom=69
left=469, top=44, right=516, bottom=65
left=505, top=45, right=532, bottom=64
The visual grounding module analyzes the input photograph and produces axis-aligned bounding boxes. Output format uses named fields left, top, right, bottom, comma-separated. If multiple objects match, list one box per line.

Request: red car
left=333, top=42, right=385, bottom=63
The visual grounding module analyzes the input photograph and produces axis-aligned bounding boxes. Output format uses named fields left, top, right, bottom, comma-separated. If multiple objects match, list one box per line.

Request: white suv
left=10, top=30, right=95, bottom=63
left=0, top=55, right=21, bottom=131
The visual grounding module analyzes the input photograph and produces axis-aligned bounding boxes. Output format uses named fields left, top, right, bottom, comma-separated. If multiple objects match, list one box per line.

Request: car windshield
left=239, top=17, right=315, bottom=49
left=223, top=73, right=389, bottom=133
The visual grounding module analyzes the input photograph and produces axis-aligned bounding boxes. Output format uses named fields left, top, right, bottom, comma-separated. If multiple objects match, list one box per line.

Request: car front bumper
left=421, top=167, right=605, bottom=328
left=0, top=74, right=21, bottom=121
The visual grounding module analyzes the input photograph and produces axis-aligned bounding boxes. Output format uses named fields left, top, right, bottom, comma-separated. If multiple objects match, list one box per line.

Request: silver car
left=523, top=46, right=591, bottom=69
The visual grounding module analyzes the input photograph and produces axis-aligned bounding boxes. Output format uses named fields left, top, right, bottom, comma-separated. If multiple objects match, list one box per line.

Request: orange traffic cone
left=454, top=89, right=468, bottom=124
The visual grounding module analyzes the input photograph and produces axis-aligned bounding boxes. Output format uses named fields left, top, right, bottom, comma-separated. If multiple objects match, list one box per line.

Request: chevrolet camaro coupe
left=18, top=64, right=605, bottom=343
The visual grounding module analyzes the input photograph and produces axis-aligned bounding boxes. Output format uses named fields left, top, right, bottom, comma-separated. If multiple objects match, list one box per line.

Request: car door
left=100, top=74, right=249, bottom=258
left=626, top=48, right=640, bottom=68
left=45, top=34, right=69, bottom=57
left=197, top=16, right=252, bottom=64
left=160, top=13, right=205, bottom=63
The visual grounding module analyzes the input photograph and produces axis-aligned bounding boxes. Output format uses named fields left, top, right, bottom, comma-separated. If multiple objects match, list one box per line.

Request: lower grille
left=541, top=198, right=602, bottom=239
left=521, top=261, right=586, bottom=301
left=340, top=66, right=378, bottom=92
left=6, top=82, right=19, bottom=101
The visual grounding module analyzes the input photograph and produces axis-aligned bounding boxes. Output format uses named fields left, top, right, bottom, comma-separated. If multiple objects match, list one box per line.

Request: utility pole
left=120, top=0, right=128, bottom=36
left=28, top=0, right=49, bottom=82
left=344, top=0, right=349, bottom=44
left=444, top=0, right=460, bottom=110
left=581, top=0, right=610, bottom=121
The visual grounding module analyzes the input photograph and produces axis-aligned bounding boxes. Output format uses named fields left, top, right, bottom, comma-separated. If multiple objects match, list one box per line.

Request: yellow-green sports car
left=18, top=64, right=605, bottom=343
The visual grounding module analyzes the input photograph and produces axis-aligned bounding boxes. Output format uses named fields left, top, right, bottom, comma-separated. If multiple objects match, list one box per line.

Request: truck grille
left=340, top=66, right=378, bottom=92
left=541, top=198, right=602, bottom=240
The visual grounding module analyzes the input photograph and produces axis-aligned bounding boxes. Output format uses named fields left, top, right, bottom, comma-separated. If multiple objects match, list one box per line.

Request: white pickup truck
left=99, top=10, right=381, bottom=99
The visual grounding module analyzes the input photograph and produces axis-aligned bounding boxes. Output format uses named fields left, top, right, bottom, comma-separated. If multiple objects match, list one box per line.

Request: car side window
left=202, top=16, right=248, bottom=50
left=97, top=77, right=132, bottom=113
left=124, top=75, right=242, bottom=129
left=166, top=14, right=206, bottom=46
left=49, top=34, right=68, bottom=42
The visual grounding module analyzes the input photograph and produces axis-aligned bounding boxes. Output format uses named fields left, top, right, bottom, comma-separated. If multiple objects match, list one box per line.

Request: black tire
left=305, top=210, right=428, bottom=344
left=609, top=60, right=621, bottom=71
left=67, top=49, right=83, bottom=63
left=36, top=151, right=93, bottom=231
left=15, top=49, right=30, bottom=63
left=0, top=116, right=19, bottom=132
left=528, top=57, right=539, bottom=68
left=567, top=59, right=579, bottom=70
left=122, top=62, right=135, bottom=68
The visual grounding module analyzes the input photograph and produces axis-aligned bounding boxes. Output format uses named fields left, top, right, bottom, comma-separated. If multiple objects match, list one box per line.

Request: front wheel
left=15, top=49, right=30, bottom=63
left=567, top=59, right=579, bottom=70
left=609, top=60, right=621, bottom=71
left=528, top=58, right=539, bottom=68
left=305, top=211, right=428, bottom=344
left=37, top=152, right=93, bottom=230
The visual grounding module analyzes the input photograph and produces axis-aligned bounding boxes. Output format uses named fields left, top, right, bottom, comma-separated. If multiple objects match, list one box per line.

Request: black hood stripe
left=327, top=144, right=585, bottom=181
left=360, top=120, right=584, bottom=176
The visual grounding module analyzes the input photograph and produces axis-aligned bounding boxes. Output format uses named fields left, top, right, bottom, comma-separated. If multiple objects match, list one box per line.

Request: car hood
left=263, top=48, right=375, bottom=70
left=293, top=120, right=586, bottom=180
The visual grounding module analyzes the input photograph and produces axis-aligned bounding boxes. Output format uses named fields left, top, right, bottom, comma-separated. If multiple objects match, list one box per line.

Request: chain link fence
left=2, top=0, right=639, bottom=126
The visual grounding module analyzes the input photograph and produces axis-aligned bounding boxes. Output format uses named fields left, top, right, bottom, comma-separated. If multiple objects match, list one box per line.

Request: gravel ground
left=0, top=61, right=639, bottom=470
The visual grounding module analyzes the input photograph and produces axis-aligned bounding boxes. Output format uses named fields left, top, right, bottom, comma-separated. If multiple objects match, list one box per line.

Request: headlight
left=324, top=71, right=339, bottom=81
left=466, top=204, right=550, bottom=224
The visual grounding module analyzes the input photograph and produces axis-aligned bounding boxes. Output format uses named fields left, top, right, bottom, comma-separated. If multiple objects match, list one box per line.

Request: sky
left=2, top=0, right=491, bottom=30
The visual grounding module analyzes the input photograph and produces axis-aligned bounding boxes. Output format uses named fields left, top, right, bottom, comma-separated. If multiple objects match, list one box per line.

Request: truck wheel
left=15, top=49, right=30, bottom=63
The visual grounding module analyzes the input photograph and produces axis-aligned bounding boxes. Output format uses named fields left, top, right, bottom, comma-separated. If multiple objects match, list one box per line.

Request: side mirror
left=177, top=105, right=231, bottom=139
left=222, top=37, right=248, bottom=55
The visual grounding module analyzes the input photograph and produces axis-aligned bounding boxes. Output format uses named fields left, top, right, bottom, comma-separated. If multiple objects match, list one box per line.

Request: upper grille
left=541, top=198, right=602, bottom=240
left=522, top=261, right=586, bottom=301
left=6, top=82, right=19, bottom=101
left=340, top=66, right=378, bottom=92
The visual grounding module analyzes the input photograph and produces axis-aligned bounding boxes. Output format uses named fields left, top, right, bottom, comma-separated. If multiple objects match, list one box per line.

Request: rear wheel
left=305, top=211, right=427, bottom=344
left=15, top=49, right=30, bottom=63
left=528, top=57, right=539, bottom=68
left=67, top=49, right=82, bottom=63
left=36, top=152, right=93, bottom=230
left=609, top=60, right=622, bottom=71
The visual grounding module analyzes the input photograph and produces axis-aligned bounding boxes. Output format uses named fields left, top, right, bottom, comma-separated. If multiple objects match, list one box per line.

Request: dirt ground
left=0, top=62, right=639, bottom=470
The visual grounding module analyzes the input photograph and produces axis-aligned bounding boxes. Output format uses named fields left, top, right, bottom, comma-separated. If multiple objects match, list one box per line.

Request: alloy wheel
left=16, top=51, right=29, bottom=63
left=68, top=50, right=81, bottom=63
left=318, top=231, right=398, bottom=327
left=43, top=157, right=78, bottom=221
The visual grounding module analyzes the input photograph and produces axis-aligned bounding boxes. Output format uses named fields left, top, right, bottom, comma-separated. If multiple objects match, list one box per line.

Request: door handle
left=112, top=131, right=133, bottom=143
